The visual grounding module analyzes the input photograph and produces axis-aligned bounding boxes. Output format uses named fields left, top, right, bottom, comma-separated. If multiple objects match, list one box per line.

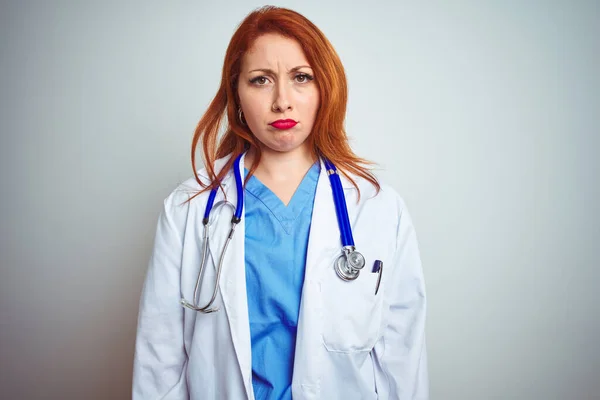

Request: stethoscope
left=180, top=153, right=366, bottom=313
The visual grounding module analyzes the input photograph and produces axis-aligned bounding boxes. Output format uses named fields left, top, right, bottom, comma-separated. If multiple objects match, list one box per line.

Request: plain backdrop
left=1, top=1, right=598, bottom=399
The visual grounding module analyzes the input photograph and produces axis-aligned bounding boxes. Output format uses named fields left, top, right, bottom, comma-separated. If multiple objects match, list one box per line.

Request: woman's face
left=237, top=33, right=320, bottom=155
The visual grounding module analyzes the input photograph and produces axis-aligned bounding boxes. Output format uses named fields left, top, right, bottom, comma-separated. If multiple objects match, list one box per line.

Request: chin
left=269, top=143, right=301, bottom=153
left=263, top=133, right=307, bottom=153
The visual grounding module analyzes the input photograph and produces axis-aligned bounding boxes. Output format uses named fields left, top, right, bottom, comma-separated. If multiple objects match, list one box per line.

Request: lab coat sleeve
left=132, top=193, right=189, bottom=400
left=373, top=197, right=429, bottom=399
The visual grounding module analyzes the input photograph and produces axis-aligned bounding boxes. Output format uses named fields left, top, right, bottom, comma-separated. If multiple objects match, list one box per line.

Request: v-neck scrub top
left=243, top=163, right=320, bottom=400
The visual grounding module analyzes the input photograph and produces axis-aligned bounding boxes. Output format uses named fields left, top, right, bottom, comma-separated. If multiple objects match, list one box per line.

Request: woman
left=133, top=6, right=428, bottom=400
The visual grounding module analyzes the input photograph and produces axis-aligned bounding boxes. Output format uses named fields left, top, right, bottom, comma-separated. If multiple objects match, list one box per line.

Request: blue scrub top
left=244, top=162, right=320, bottom=400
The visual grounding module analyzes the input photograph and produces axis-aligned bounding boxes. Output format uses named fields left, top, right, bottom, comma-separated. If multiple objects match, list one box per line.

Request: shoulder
left=348, top=172, right=416, bottom=238
left=159, top=154, right=232, bottom=227
left=347, top=171, right=409, bottom=215
left=378, top=182, right=409, bottom=214
left=165, top=154, right=233, bottom=206
left=356, top=177, right=421, bottom=267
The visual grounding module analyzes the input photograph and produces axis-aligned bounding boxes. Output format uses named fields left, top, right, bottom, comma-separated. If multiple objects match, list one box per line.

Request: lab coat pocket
left=321, top=255, right=385, bottom=353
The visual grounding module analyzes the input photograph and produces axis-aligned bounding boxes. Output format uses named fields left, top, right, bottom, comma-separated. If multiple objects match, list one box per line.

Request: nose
left=272, top=80, right=292, bottom=112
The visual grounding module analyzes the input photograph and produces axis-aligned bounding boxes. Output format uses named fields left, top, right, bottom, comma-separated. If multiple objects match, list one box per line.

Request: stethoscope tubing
left=204, top=154, right=245, bottom=223
left=203, top=188, right=218, bottom=222
left=324, top=159, right=355, bottom=247
left=184, top=154, right=363, bottom=313
left=232, top=154, right=244, bottom=221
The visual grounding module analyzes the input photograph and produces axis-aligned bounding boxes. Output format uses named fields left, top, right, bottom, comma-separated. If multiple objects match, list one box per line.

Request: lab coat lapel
left=293, top=160, right=344, bottom=394
left=205, top=154, right=253, bottom=399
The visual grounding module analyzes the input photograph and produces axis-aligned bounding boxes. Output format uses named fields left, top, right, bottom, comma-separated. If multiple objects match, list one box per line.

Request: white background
left=0, top=1, right=598, bottom=399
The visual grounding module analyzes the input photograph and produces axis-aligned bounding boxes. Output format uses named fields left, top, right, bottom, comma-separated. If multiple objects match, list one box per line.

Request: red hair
left=190, top=5, right=380, bottom=200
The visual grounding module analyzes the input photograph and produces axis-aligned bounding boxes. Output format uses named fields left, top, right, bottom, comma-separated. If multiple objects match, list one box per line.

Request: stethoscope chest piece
left=334, top=246, right=365, bottom=281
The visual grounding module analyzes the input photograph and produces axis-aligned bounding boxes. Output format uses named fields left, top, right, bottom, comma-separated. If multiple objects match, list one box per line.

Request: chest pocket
left=320, top=250, right=387, bottom=353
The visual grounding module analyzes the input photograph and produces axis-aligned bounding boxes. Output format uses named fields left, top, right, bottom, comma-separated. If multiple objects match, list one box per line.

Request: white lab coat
left=133, top=153, right=428, bottom=399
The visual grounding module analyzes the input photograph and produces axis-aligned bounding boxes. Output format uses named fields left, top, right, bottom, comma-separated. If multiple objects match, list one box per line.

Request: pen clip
left=372, top=260, right=383, bottom=295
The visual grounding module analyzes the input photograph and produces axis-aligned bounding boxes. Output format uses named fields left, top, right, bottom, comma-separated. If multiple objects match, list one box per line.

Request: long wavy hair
left=190, top=5, right=380, bottom=200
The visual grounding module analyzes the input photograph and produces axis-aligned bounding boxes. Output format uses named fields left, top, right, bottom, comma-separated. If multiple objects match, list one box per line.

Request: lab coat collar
left=197, top=153, right=357, bottom=190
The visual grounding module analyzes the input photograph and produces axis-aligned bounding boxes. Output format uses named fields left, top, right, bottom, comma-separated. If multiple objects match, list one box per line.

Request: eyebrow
left=248, top=65, right=313, bottom=74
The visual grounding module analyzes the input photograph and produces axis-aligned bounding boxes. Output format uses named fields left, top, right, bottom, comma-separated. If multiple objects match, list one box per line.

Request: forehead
left=241, top=33, right=309, bottom=69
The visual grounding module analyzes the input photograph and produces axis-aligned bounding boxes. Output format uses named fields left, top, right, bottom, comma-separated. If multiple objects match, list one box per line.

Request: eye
left=295, top=73, right=314, bottom=83
left=249, top=76, right=269, bottom=85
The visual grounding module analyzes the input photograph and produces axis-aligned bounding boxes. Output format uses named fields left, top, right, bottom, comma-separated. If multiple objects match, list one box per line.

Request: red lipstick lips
left=270, top=119, right=297, bottom=130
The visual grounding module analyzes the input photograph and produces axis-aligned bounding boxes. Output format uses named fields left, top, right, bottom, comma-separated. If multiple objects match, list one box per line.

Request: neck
left=244, top=143, right=316, bottom=182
